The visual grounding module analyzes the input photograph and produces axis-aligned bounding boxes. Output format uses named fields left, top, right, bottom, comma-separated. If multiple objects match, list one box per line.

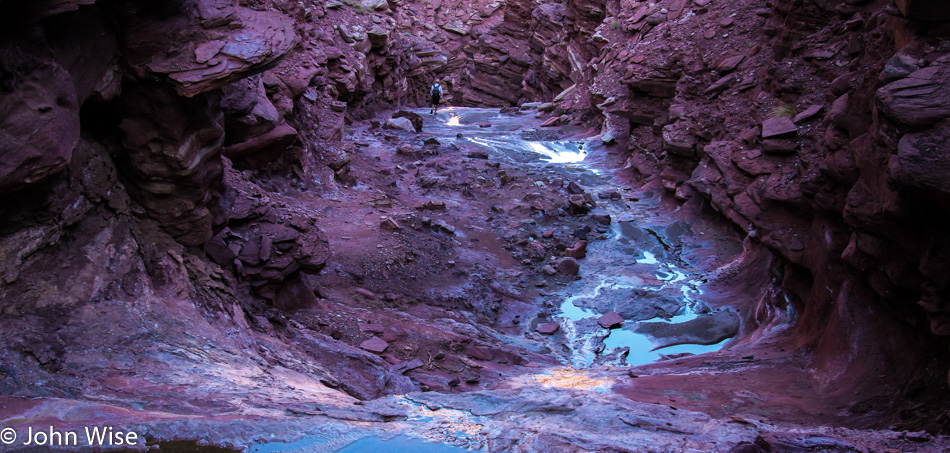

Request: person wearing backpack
left=430, top=80, right=443, bottom=114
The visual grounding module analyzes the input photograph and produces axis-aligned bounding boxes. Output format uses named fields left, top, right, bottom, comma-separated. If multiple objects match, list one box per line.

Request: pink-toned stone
left=598, top=312, right=624, bottom=329
left=360, top=336, right=389, bottom=353
left=761, top=117, right=797, bottom=138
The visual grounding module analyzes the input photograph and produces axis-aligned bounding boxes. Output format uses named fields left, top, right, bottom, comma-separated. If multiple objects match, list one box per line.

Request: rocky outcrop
left=4, top=0, right=950, bottom=443
left=205, top=163, right=330, bottom=300
left=564, top=0, right=950, bottom=413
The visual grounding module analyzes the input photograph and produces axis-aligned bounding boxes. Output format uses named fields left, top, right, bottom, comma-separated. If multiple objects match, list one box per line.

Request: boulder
left=383, top=117, right=416, bottom=132
left=880, top=53, right=921, bottom=83
left=556, top=257, right=580, bottom=275
left=662, top=123, right=698, bottom=156
left=367, top=25, right=390, bottom=47
left=635, top=309, right=740, bottom=350
left=393, top=110, right=424, bottom=132
left=892, top=119, right=950, bottom=205
left=598, top=312, right=624, bottom=329
left=877, top=57, right=950, bottom=128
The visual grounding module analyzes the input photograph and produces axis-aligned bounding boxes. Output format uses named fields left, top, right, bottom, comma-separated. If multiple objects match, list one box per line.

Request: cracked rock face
left=3, top=0, right=950, bottom=450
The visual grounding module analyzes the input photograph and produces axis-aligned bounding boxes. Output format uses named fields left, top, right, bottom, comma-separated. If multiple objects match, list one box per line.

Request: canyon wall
left=574, top=0, right=950, bottom=409
left=2, top=0, right=950, bottom=427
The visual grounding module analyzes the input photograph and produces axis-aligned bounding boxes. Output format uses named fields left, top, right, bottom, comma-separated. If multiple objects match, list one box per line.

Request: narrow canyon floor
left=2, top=106, right=948, bottom=452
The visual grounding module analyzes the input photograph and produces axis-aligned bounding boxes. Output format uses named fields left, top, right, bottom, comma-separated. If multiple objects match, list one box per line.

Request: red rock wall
left=2, top=0, right=949, bottom=411
left=561, top=0, right=950, bottom=400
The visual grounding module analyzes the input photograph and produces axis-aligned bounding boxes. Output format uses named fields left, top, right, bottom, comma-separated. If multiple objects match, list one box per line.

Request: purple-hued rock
left=536, top=323, right=560, bottom=334
left=360, top=336, right=389, bottom=353
left=761, top=117, right=797, bottom=138
left=793, top=105, right=823, bottom=123
left=557, top=257, right=580, bottom=275
left=598, top=312, right=624, bottom=329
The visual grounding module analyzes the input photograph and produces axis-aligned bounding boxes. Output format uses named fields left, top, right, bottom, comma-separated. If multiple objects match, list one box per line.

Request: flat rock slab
left=391, top=358, right=425, bottom=374
left=598, top=312, right=624, bottom=329
left=635, top=309, right=740, bottom=350
left=761, top=117, right=797, bottom=138
left=360, top=336, right=389, bottom=353
left=793, top=104, right=822, bottom=123
left=536, top=323, right=560, bottom=334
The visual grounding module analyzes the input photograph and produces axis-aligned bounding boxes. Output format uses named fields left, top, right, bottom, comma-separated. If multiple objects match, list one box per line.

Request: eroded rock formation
left=3, top=0, right=950, bottom=449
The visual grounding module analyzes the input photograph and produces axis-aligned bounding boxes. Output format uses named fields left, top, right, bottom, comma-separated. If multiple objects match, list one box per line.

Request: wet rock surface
left=2, top=0, right=950, bottom=451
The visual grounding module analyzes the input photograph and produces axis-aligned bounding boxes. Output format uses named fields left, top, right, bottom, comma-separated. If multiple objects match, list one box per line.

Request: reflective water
left=421, top=107, right=743, bottom=368
left=337, top=436, right=468, bottom=453
left=251, top=435, right=467, bottom=453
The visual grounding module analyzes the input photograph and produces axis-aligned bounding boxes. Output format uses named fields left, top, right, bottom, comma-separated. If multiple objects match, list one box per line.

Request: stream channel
left=425, top=107, right=747, bottom=368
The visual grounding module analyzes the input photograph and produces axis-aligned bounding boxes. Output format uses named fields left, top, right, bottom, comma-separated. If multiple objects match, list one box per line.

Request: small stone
left=417, top=200, right=447, bottom=210
left=556, top=257, right=580, bottom=275
left=574, top=225, right=591, bottom=239
left=565, top=240, right=588, bottom=259
left=716, top=55, right=744, bottom=73
left=793, top=105, right=823, bottom=123
left=598, top=311, right=624, bottom=329
left=761, top=116, right=797, bottom=138
left=542, top=265, right=557, bottom=276
left=360, top=336, right=389, bottom=353
left=355, top=288, right=378, bottom=299
left=590, top=210, right=612, bottom=225
left=904, top=431, right=931, bottom=442
left=761, top=139, right=799, bottom=154
left=380, top=217, right=401, bottom=230
left=536, top=323, right=560, bottom=334
left=391, top=358, right=424, bottom=374
left=719, top=17, right=734, bottom=27
left=739, top=127, right=760, bottom=144
left=542, top=229, right=555, bottom=238
left=704, top=75, right=734, bottom=96
left=804, top=50, right=835, bottom=60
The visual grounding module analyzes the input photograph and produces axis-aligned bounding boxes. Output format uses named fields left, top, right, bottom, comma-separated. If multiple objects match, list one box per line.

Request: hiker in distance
left=430, top=80, right=443, bottom=114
